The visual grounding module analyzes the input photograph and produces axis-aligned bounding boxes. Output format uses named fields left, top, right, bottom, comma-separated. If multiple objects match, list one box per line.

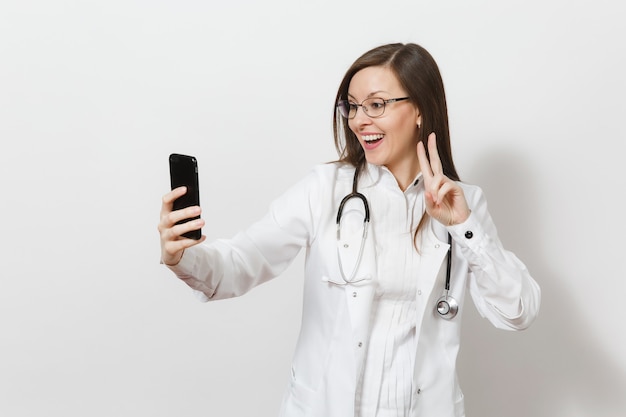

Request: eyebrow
left=347, top=90, right=391, bottom=100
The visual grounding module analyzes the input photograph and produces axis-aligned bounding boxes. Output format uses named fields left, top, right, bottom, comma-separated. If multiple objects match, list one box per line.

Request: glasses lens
left=363, top=98, right=385, bottom=118
left=337, top=100, right=357, bottom=119
left=337, top=101, right=349, bottom=118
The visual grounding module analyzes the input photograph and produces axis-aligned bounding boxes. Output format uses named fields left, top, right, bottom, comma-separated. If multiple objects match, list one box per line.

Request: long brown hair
left=332, top=43, right=460, bottom=242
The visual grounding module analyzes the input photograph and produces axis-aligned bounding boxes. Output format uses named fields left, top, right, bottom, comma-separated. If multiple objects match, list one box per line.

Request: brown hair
left=332, top=43, right=461, bottom=242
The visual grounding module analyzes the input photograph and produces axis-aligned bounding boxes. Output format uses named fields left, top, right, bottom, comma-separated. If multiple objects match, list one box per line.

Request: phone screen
left=169, top=153, right=202, bottom=240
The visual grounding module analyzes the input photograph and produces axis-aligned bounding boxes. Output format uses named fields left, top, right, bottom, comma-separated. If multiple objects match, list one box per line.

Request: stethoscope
left=336, top=168, right=458, bottom=320
left=435, top=233, right=458, bottom=319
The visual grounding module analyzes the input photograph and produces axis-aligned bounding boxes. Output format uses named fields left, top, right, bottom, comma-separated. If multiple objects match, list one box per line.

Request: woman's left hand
left=417, top=132, right=471, bottom=226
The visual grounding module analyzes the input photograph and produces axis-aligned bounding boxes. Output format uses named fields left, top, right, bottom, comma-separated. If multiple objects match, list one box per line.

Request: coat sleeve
left=447, top=185, right=541, bottom=330
left=165, top=166, right=326, bottom=301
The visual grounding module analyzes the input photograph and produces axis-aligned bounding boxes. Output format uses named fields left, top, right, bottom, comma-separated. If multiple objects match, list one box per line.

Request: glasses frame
left=336, top=96, right=410, bottom=119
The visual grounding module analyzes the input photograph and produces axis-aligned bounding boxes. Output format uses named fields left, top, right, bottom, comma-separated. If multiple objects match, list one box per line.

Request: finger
left=170, top=205, right=202, bottom=226
left=417, top=140, right=433, bottom=178
left=168, top=217, right=205, bottom=240
left=162, top=234, right=207, bottom=261
left=423, top=189, right=436, bottom=211
left=159, top=206, right=202, bottom=235
left=426, top=175, right=445, bottom=205
left=427, top=132, right=443, bottom=175
left=434, top=181, right=455, bottom=207
left=160, top=186, right=187, bottom=216
left=158, top=208, right=203, bottom=242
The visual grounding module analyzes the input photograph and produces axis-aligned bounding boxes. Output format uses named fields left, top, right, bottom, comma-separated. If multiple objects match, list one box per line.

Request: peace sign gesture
left=417, top=132, right=471, bottom=226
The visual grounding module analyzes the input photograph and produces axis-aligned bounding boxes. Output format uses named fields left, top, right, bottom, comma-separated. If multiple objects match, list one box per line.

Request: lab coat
left=167, top=162, right=541, bottom=417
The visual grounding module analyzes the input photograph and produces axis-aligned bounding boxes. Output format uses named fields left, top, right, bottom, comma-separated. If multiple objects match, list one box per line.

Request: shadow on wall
left=457, top=145, right=626, bottom=417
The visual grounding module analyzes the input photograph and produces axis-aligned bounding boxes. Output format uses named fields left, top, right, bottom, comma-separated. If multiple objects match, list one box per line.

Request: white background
left=1, top=0, right=625, bottom=416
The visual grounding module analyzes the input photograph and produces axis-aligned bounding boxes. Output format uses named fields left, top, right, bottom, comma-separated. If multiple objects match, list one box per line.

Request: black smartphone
left=169, top=153, right=202, bottom=240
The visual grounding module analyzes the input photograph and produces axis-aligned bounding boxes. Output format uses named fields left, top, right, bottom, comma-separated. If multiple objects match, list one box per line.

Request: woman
left=158, top=43, right=541, bottom=417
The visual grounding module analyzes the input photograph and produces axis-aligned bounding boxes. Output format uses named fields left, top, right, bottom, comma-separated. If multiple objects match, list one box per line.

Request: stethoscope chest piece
left=436, top=293, right=458, bottom=320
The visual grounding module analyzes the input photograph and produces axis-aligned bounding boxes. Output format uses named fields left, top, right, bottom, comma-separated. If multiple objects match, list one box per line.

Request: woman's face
left=347, top=66, right=421, bottom=183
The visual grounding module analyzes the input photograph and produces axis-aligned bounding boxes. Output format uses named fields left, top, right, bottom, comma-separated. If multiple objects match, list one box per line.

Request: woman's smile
left=361, top=133, right=385, bottom=149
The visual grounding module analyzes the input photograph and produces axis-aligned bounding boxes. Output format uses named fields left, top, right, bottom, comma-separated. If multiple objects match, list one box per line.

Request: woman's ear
left=416, top=114, right=422, bottom=129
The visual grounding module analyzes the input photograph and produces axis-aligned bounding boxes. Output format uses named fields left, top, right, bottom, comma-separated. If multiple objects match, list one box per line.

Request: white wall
left=2, top=0, right=624, bottom=416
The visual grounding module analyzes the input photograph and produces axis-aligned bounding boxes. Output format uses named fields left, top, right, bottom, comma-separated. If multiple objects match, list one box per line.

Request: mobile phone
left=169, top=153, right=202, bottom=240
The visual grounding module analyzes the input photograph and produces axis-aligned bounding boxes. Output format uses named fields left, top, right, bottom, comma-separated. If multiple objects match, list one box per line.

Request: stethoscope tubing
left=336, top=167, right=370, bottom=284
left=335, top=167, right=458, bottom=319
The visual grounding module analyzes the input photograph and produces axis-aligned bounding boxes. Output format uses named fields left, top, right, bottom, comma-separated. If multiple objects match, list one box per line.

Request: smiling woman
left=344, top=65, right=421, bottom=190
left=158, top=42, right=540, bottom=417
left=2, top=1, right=625, bottom=416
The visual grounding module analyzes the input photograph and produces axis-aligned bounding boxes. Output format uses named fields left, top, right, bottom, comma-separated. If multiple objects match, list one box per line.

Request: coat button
left=417, top=290, right=422, bottom=295
left=358, top=342, right=363, bottom=348
left=352, top=292, right=357, bottom=298
left=465, top=231, right=473, bottom=239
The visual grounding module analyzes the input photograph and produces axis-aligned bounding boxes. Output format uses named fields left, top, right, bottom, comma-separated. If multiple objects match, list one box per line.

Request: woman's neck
left=387, top=160, right=420, bottom=191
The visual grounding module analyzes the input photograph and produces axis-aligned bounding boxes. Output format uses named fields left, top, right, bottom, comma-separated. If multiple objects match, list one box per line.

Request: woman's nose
left=351, top=106, right=372, bottom=125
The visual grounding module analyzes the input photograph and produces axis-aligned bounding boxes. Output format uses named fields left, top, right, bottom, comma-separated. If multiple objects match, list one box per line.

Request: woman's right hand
left=158, top=186, right=206, bottom=266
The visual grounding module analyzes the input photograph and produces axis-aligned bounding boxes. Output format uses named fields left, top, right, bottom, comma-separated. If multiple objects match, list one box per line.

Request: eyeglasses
left=336, top=97, right=410, bottom=119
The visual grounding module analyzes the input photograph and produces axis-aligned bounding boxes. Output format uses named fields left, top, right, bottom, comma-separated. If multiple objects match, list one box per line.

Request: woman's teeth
left=363, top=134, right=384, bottom=143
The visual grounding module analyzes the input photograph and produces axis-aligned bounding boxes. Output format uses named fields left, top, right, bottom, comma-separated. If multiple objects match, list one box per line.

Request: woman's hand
left=158, top=186, right=206, bottom=266
left=417, top=132, right=471, bottom=226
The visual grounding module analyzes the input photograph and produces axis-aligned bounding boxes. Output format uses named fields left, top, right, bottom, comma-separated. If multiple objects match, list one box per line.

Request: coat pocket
left=279, top=367, right=317, bottom=416
left=321, top=273, right=373, bottom=286
left=454, top=392, right=465, bottom=417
